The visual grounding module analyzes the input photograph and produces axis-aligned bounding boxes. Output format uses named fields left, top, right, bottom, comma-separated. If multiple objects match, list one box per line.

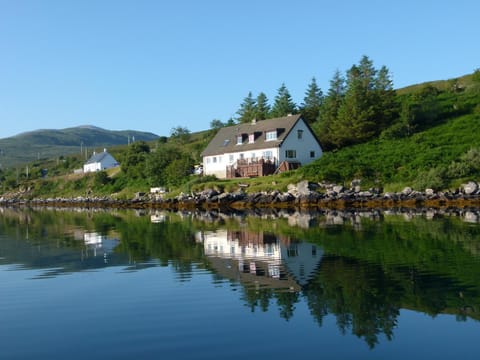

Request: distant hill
left=0, top=126, right=159, bottom=168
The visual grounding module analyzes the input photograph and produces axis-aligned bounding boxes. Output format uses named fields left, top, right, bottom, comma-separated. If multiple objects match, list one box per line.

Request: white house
left=83, top=149, right=119, bottom=173
left=200, top=114, right=323, bottom=179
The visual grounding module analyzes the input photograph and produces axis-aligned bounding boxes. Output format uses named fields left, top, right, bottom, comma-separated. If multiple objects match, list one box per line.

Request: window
left=236, top=135, right=243, bottom=145
left=266, top=130, right=277, bottom=141
left=310, top=151, right=315, bottom=158
left=223, top=139, right=230, bottom=146
left=229, top=154, right=234, bottom=163
left=248, top=134, right=255, bottom=143
left=263, top=150, right=273, bottom=160
left=251, top=152, right=255, bottom=159
left=239, top=153, right=244, bottom=160
left=297, top=129, right=303, bottom=139
left=285, top=150, right=296, bottom=158
left=218, top=156, right=222, bottom=163
left=206, top=157, right=211, bottom=164
left=213, top=157, right=217, bottom=163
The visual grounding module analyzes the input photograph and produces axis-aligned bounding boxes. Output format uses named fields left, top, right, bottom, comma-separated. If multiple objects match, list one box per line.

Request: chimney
left=251, top=118, right=257, bottom=124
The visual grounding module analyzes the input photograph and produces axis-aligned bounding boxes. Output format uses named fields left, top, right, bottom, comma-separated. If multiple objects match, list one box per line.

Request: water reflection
left=1, top=206, right=480, bottom=348
left=197, top=229, right=322, bottom=291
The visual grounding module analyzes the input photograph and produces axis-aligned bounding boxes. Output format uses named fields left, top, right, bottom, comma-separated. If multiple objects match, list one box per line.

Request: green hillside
left=0, top=126, right=159, bottom=168
left=1, top=62, right=479, bottom=199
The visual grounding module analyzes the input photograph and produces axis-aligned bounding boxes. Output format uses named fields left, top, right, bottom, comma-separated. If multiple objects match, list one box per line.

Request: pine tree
left=255, top=92, right=270, bottom=120
left=300, top=77, right=324, bottom=124
left=270, top=83, right=297, bottom=118
left=374, top=65, right=397, bottom=129
left=236, top=91, right=257, bottom=123
left=314, top=70, right=345, bottom=150
left=327, top=56, right=396, bottom=148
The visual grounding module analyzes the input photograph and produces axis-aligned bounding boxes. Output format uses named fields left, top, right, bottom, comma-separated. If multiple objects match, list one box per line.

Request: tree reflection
left=1, top=207, right=480, bottom=348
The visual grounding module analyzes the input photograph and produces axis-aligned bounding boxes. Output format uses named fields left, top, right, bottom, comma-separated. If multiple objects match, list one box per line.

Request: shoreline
left=2, top=192, right=480, bottom=211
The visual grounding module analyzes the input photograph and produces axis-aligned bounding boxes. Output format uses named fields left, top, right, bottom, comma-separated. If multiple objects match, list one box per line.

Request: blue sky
left=0, top=0, right=478, bottom=139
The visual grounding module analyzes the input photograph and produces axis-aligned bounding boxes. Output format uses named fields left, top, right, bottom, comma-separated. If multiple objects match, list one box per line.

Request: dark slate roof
left=85, top=151, right=115, bottom=165
left=201, top=114, right=305, bottom=157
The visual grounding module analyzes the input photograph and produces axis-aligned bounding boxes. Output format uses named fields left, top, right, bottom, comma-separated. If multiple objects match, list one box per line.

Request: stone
left=425, top=188, right=435, bottom=196
left=333, top=185, right=344, bottom=194
left=462, top=181, right=478, bottom=195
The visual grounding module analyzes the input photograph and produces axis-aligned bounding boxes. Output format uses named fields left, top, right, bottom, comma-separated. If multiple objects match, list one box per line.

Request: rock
left=425, top=188, right=435, bottom=196
left=296, top=180, right=313, bottom=196
left=401, top=187, right=413, bottom=196
left=333, top=185, right=344, bottom=194
left=350, top=179, right=361, bottom=188
left=462, top=181, right=478, bottom=195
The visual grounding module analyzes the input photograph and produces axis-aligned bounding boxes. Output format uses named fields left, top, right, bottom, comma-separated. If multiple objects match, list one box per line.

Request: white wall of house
left=278, top=119, right=323, bottom=165
left=203, top=146, right=280, bottom=178
left=203, top=154, right=227, bottom=178
left=84, top=162, right=101, bottom=173
left=83, top=153, right=119, bottom=173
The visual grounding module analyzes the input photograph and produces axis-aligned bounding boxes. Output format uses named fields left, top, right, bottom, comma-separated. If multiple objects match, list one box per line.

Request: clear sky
left=0, top=0, right=478, bottom=139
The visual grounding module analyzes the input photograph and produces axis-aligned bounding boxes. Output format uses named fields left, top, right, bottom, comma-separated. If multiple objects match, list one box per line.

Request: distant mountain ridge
left=0, top=125, right=159, bottom=168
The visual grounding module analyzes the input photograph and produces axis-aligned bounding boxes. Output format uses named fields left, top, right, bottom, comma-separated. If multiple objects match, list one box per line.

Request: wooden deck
left=226, top=158, right=277, bottom=178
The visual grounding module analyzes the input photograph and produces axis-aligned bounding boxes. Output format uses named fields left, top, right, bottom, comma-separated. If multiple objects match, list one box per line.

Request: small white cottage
left=200, top=114, right=323, bottom=179
left=83, top=149, right=119, bottom=173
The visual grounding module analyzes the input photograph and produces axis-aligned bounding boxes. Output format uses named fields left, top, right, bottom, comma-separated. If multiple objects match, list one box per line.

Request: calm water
left=1, top=207, right=480, bottom=359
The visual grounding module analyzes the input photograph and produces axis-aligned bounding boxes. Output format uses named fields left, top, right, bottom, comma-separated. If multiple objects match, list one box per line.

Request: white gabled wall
left=203, top=154, right=227, bottom=178
left=83, top=153, right=119, bottom=173
left=279, top=118, right=323, bottom=165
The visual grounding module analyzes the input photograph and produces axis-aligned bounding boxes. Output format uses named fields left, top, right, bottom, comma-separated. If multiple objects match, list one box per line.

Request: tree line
left=214, top=55, right=479, bottom=151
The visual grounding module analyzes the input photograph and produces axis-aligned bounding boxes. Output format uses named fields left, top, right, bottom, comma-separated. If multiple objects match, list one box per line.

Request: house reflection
left=197, top=229, right=323, bottom=291
left=82, top=232, right=119, bottom=261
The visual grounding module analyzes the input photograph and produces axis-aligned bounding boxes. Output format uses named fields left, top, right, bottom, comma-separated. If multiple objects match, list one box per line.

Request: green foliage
left=255, top=92, right=270, bottom=120
left=302, top=114, right=480, bottom=189
left=318, top=56, right=397, bottom=149
left=170, top=126, right=191, bottom=144
left=94, top=171, right=110, bottom=187
left=300, top=77, right=323, bottom=123
left=269, top=83, right=297, bottom=118
left=121, top=141, right=150, bottom=179
left=236, top=92, right=257, bottom=123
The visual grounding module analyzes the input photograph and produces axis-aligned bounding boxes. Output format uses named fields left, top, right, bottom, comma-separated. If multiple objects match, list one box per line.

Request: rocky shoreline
left=1, top=180, right=480, bottom=210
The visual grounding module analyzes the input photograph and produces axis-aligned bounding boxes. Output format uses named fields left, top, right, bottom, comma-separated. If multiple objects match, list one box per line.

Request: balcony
left=226, top=157, right=277, bottom=178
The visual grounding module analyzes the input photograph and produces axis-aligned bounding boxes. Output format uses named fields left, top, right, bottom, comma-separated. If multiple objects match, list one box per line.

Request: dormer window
left=266, top=130, right=277, bottom=141
left=248, top=134, right=255, bottom=144
left=236, top=135, right=243, bottom=145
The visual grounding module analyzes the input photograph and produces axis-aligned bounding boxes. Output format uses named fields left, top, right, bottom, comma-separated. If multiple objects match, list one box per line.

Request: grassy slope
left=300, top=113, right=480, bottom=191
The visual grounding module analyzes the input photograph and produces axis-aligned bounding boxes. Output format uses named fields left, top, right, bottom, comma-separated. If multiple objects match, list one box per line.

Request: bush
left=414, top=167, right=447, bottom=191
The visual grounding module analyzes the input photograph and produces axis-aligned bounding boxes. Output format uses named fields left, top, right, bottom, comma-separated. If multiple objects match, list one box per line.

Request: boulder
left=296, top=180, right=313, bottom=196
left=462, top=181, right=478, bottom=195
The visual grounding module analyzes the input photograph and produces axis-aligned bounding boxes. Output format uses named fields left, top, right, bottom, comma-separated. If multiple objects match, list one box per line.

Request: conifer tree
left=314, top=70, right=345, bottom=150
left=270, top=83, right=297, bottom=118
left=322, top=56, right=397, bottom=148
left=300, top=77, right=324, bottom=124
left=236, top=91, right=257, bottom=123
left=255, top=92, right=270, bottom=120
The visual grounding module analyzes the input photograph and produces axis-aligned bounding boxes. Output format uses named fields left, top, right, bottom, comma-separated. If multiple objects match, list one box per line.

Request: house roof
left=84, top=151, right=115, bottom=165
left=201, top=114, right=307, bottom=157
